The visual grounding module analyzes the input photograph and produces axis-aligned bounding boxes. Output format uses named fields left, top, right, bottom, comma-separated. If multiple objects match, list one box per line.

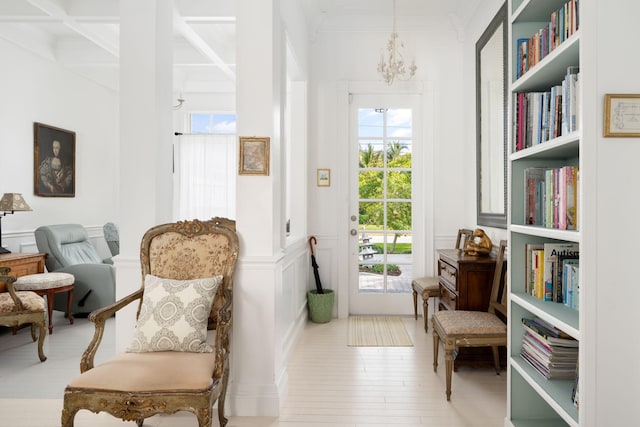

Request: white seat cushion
left=14, top=272, right=74, bottom=291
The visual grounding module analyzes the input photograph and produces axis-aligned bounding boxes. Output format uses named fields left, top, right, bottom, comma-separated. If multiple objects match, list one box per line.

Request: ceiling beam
left=173, top=10, right=235, bottom=82
left=27, top=0, right=118, bottom=57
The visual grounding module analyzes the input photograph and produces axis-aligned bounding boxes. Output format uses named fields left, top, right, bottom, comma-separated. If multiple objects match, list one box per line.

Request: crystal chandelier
left=377, top=0, right=417, bottom=85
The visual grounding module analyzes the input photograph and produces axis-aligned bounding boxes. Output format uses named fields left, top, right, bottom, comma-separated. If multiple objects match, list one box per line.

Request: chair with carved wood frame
left=0, top=267, right=47, bottom=362
left=432, top=239, right=507, bottom=400
left=61, top=218, right=239, bottom=427
left=411, top=228, right=473, bottom=332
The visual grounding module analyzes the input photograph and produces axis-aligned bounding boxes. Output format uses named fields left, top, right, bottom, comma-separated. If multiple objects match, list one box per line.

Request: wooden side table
left=0, top=253, right=47, bottom=292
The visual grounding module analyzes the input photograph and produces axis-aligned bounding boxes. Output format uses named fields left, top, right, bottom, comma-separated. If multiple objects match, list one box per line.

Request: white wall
left=0, top=38, right=118, bottom=252
left=589, top=0, right=640, bottom=424
left=307, top=13, right=478, bottom=316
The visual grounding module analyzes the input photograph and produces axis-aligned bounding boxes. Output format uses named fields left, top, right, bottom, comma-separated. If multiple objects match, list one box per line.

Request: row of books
left=513, top=66, right=579, bottom=152
left=524, top=242, right=579, bottom=308
left=516, top=0, right=579, bottom=79
left=524, top=165, right=578, bottom=231
left=520, top=317, right=578, bottom=380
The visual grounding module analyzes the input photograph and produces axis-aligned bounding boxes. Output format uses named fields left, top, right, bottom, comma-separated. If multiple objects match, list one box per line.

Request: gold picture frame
left=604, top=94, right=640, bottom=137
left=317, top=168, right=331, bottom=187
left=238, top=136, right=270, bottom=175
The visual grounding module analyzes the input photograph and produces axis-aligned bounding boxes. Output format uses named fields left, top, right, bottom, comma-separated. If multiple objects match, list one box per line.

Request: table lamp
left=0, top=193, right=32, bottom=254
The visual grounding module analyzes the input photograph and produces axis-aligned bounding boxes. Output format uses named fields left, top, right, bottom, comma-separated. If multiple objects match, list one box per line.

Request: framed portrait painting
left=238, top=136, right=270, bottom=176
left=34, top=122, right=76, bottom=197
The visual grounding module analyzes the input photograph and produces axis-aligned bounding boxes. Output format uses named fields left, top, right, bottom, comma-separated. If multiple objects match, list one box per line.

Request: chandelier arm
left=377, top=0, right=417, bottom=85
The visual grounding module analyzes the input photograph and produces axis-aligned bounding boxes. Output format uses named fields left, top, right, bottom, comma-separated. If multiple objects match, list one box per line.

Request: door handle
left=350, top=229, right=358, bottom=236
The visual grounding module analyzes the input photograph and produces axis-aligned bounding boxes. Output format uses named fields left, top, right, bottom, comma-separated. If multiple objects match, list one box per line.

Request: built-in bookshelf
left=508, top=0, right=582, bottom=426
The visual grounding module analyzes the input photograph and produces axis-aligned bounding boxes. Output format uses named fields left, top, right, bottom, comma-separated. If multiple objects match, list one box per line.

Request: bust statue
left=463, top=228, right=492, bottom=256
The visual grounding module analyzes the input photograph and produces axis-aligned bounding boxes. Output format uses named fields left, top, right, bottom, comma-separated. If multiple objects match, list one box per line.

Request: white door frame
left=334, top=81, right=434, bottom=317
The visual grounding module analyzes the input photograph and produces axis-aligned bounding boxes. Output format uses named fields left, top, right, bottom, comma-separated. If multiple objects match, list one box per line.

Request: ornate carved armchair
left=0, top=267, right=47, bottom=361
left=62, top=218, right=239, bottom=427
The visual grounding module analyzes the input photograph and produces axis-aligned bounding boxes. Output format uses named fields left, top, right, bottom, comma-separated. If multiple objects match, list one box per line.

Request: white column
left=115, top=0, right=173, bottom=352
left=231, top=0, right=285, bottom=416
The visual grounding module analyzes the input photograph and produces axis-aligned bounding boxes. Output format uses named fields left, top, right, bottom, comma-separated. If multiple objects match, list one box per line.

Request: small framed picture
left=317, top=168, right=331, bottom=187
left=604, top=94, right=640, bottom=137
left=34, top=122, right=76, bottom=197
left=238, top=136, right=270, bottom=176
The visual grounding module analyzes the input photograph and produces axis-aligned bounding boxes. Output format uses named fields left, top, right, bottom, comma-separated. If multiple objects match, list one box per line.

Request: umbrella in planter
left=308, top=236, right=324, bottom=294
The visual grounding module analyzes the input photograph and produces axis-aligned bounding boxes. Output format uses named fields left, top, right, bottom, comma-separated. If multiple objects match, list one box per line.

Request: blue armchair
left=34, top=224, right=116, bottom=315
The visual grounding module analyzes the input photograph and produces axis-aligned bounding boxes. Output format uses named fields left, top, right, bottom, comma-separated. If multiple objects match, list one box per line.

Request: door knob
left=350, top=229, right=358, bottom=236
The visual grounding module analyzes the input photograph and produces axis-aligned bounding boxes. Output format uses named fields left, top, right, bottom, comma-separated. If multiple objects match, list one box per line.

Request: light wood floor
left=0, top=312, right=506, bottom=426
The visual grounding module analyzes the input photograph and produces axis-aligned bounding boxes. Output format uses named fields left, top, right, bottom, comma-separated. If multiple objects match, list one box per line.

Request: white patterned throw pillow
left=127, top=274, right=222, bottom=353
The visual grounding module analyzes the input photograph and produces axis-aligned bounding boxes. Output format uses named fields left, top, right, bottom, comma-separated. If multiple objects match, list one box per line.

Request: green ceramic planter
left=307, top=289, right=334, bottom=323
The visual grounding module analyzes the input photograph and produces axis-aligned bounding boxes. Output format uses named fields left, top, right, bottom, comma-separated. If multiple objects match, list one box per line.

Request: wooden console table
left=0, top=253, right=47, bottom=292
left=437, top=248, right=502, bottom=369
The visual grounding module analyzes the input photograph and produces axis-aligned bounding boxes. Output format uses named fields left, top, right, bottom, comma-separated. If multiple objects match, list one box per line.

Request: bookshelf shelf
left=510, top=132, right=579, bottom=161
left=510, top=225, right=579, bottom=242
left=511, top=32, right=580, bottom=92
left=512, top=0, right=572, bottom=24
left=511, top=358, right=579, bottom=427
left=507, top=0, right=582, bottom=425
left=511, top=293, right=579, bottom=338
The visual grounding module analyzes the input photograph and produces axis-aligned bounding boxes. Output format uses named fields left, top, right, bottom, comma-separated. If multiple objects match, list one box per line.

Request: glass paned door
left=349, top=94, right=419, bottom=315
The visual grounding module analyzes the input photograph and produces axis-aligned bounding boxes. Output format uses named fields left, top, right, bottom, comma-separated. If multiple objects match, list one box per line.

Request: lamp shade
left=0, top=193, right=32, bottom=212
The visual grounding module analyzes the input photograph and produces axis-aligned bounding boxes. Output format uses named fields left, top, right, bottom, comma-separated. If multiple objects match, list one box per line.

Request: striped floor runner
left=347, top=316, right=413, bottom=347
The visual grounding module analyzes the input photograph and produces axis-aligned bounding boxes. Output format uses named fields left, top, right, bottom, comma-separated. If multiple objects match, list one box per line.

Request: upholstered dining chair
left=0, top=267, right=47, bottom=361
left=432, top=239, right=507, bottom=401
left=411, top=228, right=473, bottom=332
left=62, top=218, right=239, bottom=427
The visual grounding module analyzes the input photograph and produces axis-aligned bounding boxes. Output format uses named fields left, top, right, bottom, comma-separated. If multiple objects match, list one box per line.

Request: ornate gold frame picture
left=34, top=122, right=76, bottom=197
left=238, top=136, right=270, bottom=176
left=604, top=94, right=640, bottom=137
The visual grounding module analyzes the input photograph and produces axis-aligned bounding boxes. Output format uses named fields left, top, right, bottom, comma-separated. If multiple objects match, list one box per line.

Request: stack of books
left=516, top=0, right=579, bottom=79
left=523, top=164, right=579, bottom=231
left=520, top=317, right=578, bottom=380
left=524, top=242, right=579, bottom=307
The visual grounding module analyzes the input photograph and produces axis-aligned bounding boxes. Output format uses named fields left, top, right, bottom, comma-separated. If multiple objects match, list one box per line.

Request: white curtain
left=174, top=134, right=236, bottom=221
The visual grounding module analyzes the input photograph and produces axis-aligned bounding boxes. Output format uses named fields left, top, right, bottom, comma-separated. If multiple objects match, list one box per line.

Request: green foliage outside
left=359, top=264, right=401, bottom=275
left=359, top=141, right=412, bottom=253
left=372, top=243, right=412, bottom=255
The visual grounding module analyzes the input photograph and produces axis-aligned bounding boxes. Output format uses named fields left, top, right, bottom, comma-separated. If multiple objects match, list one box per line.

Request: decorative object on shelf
left=377, top=0, right=417, bottom=85
left=317, top=168, right=331, bottom=187
left=238, top=136, right=270, bottom=176
left=603, top=93, right=640, bottom=137
left=476, top=2, right=507, bottom=229
left=34, top=122, right=76, bottom=197
left=0, top=193, right=32, bottom=254
left=463, top=228, right=493, bottom=256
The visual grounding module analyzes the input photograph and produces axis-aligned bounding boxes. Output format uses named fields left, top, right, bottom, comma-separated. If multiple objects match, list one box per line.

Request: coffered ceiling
left=0, top=0, right=481, bottom=92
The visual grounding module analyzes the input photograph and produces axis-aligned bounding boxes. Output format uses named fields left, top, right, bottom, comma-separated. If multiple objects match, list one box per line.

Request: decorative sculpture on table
left=463, top=228, right=493, bottom=256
